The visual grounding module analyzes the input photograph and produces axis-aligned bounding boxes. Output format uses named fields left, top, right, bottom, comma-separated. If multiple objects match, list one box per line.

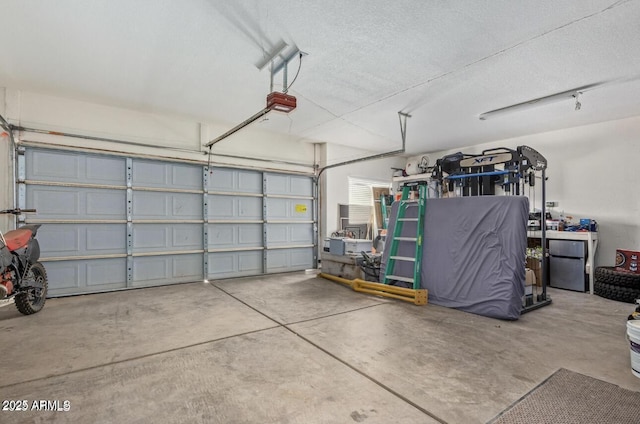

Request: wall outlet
left=545, top=201, right=558, bottom=207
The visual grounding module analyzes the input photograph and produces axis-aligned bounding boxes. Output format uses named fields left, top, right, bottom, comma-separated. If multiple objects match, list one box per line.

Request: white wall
left=424, top=115, right=640, bottom=267
left=321, top=143, right=405, bottom=239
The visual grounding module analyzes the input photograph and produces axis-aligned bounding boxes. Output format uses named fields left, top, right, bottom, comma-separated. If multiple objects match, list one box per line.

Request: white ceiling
left=1, top=0, right=640, bottom=154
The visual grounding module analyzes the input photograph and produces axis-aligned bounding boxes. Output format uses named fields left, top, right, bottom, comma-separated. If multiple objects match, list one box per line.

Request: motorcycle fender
left=28, top=239, right=41, bottom=263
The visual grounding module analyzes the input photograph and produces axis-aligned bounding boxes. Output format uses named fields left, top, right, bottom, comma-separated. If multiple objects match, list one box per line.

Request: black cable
left=0, top=113, right=10, bottom=131
left=283, top=53, right=303, bottom=93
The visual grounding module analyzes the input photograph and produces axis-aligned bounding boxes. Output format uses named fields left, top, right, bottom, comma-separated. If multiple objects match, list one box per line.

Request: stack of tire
left=594, top=267, right=640, bottom=303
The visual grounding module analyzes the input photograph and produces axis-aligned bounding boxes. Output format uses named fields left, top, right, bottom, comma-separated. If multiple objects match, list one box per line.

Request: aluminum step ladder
left=383, top=182, right=427, bottom=290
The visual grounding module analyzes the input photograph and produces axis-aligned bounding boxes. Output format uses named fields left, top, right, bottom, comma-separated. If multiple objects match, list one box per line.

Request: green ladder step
left=385, top=275, right=415, bottom=284
left=383, top=183, right=427, bottom=290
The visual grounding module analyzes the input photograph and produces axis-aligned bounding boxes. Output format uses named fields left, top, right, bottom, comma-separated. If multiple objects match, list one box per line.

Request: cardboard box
left=616, top=249, right=640, bottom=274
left=525, top=268, right=536, bottom=286
left=524, top=268, right=536, bottom=296
left=526, top=257, right=542, bottom=286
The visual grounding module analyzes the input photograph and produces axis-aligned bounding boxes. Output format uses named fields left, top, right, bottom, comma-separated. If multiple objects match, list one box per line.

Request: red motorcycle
left=0, top=209, right=47, bottom=315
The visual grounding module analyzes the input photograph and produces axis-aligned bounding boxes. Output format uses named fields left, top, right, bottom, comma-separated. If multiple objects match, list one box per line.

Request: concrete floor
left=0, top=272, right=638, bottom=424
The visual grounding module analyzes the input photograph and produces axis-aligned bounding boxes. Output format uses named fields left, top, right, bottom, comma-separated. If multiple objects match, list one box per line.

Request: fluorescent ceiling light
left=479, top=85, right=597, bottom=120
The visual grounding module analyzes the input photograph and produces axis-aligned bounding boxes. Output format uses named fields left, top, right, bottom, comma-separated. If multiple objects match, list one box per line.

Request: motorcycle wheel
left=15, top=262, right=48, bottom=315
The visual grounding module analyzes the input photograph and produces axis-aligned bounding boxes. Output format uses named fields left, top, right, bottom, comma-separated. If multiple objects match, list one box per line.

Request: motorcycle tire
left=15, top=262, right=48, bottom=315
left=594, top=280, right=640, bottom=304
left=594, top=266, right=640, bottom=289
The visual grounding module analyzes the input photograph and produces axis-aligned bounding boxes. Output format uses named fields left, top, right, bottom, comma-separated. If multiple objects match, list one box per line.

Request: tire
left=595, top=266, right=640, bottom=289
left=15, top=262, right=48, bottom=315
left=594, top=280, right=640, bottom=304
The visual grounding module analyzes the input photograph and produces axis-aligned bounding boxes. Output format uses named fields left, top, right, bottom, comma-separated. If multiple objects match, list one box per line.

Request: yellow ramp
left=318, top=273, right=427, bottom=306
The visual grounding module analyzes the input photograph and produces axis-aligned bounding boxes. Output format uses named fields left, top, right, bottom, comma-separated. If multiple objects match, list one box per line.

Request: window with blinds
left=348, top=177, right=390, bottom=224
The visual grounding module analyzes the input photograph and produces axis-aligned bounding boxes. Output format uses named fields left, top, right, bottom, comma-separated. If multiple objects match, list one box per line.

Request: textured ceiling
left=1, top=0, right=639, bottom=154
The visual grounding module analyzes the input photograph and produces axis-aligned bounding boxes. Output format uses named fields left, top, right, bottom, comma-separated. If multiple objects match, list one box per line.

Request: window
left=348, top=177, right=390, bottom=225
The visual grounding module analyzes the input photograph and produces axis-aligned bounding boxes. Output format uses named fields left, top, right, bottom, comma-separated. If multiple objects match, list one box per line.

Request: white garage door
left=206, top=169, right=315, bottom=279
left=19, top=147, right=316, bottom=296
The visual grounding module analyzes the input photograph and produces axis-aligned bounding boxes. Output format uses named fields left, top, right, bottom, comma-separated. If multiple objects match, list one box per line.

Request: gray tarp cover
left=380, top=196, right=528, bottom=320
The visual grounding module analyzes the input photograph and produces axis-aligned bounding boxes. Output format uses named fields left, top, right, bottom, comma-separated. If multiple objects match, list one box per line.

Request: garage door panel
left=266, top=248, right=313, bottom=272
left=209, top=195, right=262, bottom=220
left=266, top=198, right=312, bottom=221
left=238, top=171, right=263, bottom=193
left=266, top=250, right=288, bottom=272
left=208, top=168, right=233, bottom=190
left=44, top=259, right=127, bottom=295
left=29, top=188, right=79, bottom=216
left=208, top=251, right=262, bottom=279
left=43, top=262, right=81, bottom=291
left=86, top=260, right=128, bottom=286
left=237, top=197, right=263, bottom=219
left=37, top=225, right=79, bottom=255
left=86, top=156, right=126, bottom=184
left=209, top=225, right=233, bottom=248
left=27, top=186, right=125, bottom=220
left=85, top=225, right=127, bottom=251
left=170, top=165, right=202, bottom=190
left=264, top=173, right=312, bottom=196
left=238, top=253, right=262, bottom=272
left=209, top=196, right=233, bottom=218
left=132, top=160, right=202, bottom=190
left=86, top=191, right=126, bottom=215
left=173, top=255, right=203, bottom=279
left=289, top=248, right=314, bottom=269
left=208, top=168, right=262, bottom=194
left=266, top=225, right=287, bottom=244
left=132, top=192, right=202, bottom=220
left=172, top=195, right=202, bottom=218
left=133, top=257, right=167, bottom=281
left=290, top=225, right=313, bottom=244
left=132, top=254, right=203, bottom=287
left=132, top=224, right=203, bottom=252
left=132, top=161, right=163, bottom=186
left=288, top=176, right=313, bottom=197
left=264, top=174, right=288, bottom=195
left=266, top=224, right=313, bottom=247
left=209, top=224, right=262, bottom=249
left=132, top=225, right=167, bottom=250
left=209, top=253, right=235, bottom=274
left=38, top=224, right=126, bottom=257
left=26, top=149, right=126, bottom=186
left=133, top=192, right=166, bottom=217
left=172, top=225, right=204, bottom=248
left=29, top=150, right=80, bottom=181
left=266, top=199, right=287, bottom=219
left=238, top=225, right=263, bottom=245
